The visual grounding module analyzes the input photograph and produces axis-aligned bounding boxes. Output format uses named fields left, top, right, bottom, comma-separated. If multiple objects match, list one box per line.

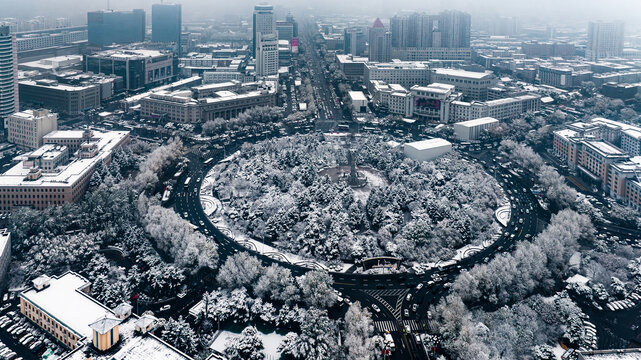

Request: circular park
left=203, top=133, right=507, bottom=271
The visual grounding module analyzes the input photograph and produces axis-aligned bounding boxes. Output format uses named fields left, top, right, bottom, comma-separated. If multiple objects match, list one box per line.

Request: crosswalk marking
left=374, top=321, right=399, bottom=332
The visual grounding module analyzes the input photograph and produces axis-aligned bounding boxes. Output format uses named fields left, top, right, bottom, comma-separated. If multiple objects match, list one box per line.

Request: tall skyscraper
left=87, top=9, right=146, bottom=47
left=152, top=3, right=182, bottom=52
left=368, top=18, right=391, bottom=62
left=439, top=10, right=471, bottom=48
left=256, top=33, right=279, bottom=76
left=587, top=21, right=624, bottom=61
left=0, top=26, right=18, bottom=123
left=276, top=21, right=294, bottom=42
left=253, top=4, right=275, bottom=57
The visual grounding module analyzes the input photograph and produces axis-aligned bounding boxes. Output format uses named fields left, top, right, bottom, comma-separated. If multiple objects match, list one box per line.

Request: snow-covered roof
left=20, top=272, right=113, bottom=340
left=454, top=117, right=499, bottom=128
left=405, top=138, right=452, bottom=151
left=566, top=274, right=590, bottom=286
left=578, top=349, right=641, bottom=359
left=89, top=316, right=121, bottom=335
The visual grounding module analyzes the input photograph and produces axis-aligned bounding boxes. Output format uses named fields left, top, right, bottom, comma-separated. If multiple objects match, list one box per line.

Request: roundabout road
left=173, top=137, right=544, bottom=359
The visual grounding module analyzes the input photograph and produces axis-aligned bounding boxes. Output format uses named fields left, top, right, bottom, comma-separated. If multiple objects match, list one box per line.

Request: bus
left=204, top=157, right=214, bottom=166
left=161, top=189, right=171, bottom=203
left=184, top=177, right=192, bottom=188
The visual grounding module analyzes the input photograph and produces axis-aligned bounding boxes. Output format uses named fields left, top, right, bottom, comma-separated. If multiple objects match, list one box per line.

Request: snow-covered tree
left=297, top=270, right=336, bottom=308
left=161, top=316, right=198, bottom=355
left=344, top=302, right=375, bottom=360
left=224, top=326, right=265, bottom=360
left=216, top=252, right=264, bottom=289
left=278, top=309, right=339, bottom=360
left=253, top=264, right=300, bottom=304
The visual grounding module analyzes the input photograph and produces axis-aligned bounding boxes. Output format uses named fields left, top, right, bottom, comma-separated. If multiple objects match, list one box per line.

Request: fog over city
left=4, top=0, right=641, bottom=28
left=1, top=0, right=641, bottom=359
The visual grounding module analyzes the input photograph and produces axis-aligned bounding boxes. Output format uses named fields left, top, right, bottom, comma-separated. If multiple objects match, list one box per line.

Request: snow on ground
left=210, top=329, right=285, bottom=360
left=201, top=157, right=508, bottom=274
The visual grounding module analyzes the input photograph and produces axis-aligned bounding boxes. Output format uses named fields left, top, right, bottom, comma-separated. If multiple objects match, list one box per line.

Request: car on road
left=160, top=305, right=171, bottom=312
left=371, top=304, right=381, bottom=313
left=344, top=298, right=352, bottom=305
left=183, top=212, right=188, bottom=218
left=406, top=294, right=412, bottom=302
left=199, top=220, right=205, bottom=227
left=404, top=309, right=410, bottom=317
left=416, top=283, right=424, bottom=290
left=415, top=334, right=422, bottom=344
left=412, top=304, right=418, bottom=312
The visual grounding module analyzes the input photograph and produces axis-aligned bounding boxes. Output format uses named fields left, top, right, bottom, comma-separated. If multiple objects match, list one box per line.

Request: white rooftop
left=20, top=272, right=112, bottom=340
left=432, top=68, right=494, bottom=80
left=0, top=130, right=129, bottom=187
left=405, top=138, right=452, bottom=151
left=584, top=140, right=627, bottom=157
left=455, top=117, right=499, bottom=127
left=349, top=91, right=367, bottom=101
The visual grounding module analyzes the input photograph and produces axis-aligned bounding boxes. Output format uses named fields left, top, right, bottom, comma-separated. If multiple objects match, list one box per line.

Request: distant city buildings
left=87, top=9, right=146, bottom=47
left=5, top=109, right=58, bottom=149
left=152, top=3, right=182, bottom=54
left=368, top=18, right=391, bottom=63
left=343, top=27, right=367, bottom=57
left=586, top=21, right=624, bottom=61
left=390, top=10, right=470, bottom=51
left=0, top=26, right=19, bottom=122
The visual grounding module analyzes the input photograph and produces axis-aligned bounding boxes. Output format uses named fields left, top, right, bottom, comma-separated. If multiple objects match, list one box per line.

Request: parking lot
left=0, top=292, right=70, bottom=360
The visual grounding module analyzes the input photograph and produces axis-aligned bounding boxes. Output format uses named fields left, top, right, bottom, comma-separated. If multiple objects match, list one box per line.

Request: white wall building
left=404, top=138, right=452, bottom=162
left=364, top=61, right=431, bottom=91
left=256, top=33, right=279, bottom=77
left=5, top=109, right=58, bottom=149
left=370, top=81, right=413, bottom=117
left=349, top=91, right=368, bottom=112
left=430, top=68, right=497, bottom=101
left=453, top=117, right=499, bottom=141
left=586, top=21, right=624, bottom=61
left=410, top=83, right=461, bottom=122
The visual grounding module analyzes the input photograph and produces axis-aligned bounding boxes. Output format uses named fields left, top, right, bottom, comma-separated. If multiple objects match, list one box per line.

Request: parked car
left=159, top=305, right=171, bottom=312
left=404, top=309, right=410, bottom=317
left=371, top=304, right=381, bottom=313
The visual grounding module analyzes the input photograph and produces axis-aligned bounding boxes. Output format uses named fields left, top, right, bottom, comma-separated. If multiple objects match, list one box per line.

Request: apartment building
left=449, top=94, right=541, bottom=122
left=5, top=109, right=58, bottom=149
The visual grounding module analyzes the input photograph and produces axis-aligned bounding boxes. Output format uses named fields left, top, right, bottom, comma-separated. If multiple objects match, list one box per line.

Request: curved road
left=173, top=141, right=542, bottom=359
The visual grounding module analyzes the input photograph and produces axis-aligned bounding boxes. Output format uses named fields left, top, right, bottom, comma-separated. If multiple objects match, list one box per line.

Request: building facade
left=368, top=18, right=391, bottom=63
left=410, top=83, right=460, bottom=122
left=152, top=3, right=182, bottom=48
left=5, top=109, right=58, bottom=149
left=0, top=26, right=19, bottom=122
left=364, top=61, right=431, bottom=91
left=256, top=33, right=279, bottom=76
left=453, top=117, right=499, bottom=141
left=87, top=10, right=145, bottom=47
left=586, top=21, right=624, bottom=61
left=19, top=80, right=100, bottom=115
left=253, top=4, right=275, bottom=57
left=84, top=49, right=174, bottom=90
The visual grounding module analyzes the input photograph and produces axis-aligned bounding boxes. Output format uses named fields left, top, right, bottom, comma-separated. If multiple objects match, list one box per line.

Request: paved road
left=172, top=139, right=543, bottom=359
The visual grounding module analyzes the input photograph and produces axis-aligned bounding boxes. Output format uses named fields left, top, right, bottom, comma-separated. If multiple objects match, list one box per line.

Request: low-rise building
left=84, top=49, right=174, bottom=91
left=5, top=109, right=58, bottom=149
left=453, top=117, right=499, bottom=141
left=364, top=61, right=431, bottom=90
left=139, top=80, right=277, bottom=122
left=410, top=83, right=460, bottom=122
left=430, top=68, right=497, bottom=101
left=370, top=81, right=413, bottom=117
left=0, top=130, right=129, bottom=211
left=404, top=138, right=452, bottom=162
left=449, top=94, right=541, bottom=122
left=19, top=79, right=100, bottom=116
left=19, top=272, right=192, bottom=359
left=335, top=54, right=368, bottom=81
left=348, top=91, right=368, bottom=112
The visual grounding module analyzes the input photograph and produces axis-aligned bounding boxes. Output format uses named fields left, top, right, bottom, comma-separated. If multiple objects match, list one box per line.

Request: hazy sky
left=3, top=0, right=640, bottom=30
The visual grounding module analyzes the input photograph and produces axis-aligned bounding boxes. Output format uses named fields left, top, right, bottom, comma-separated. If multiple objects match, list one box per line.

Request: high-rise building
left=286, top=14, right=298, bottom=37
left=368, top=18, right=391, bottom=62
left=0, top=26, right=18, bottom=123
left=256, top=33, right=279, bottom=76
left=439, top=10, right=471, bottom=48
left=344, top=27, right=366, bottom=56
left=152, top=3, right=182, bottom=52
left=87, top=9, right=146, bottom=47
left=390, top=10, right=470, bottom=49
left=276, top=21, right=294, bottom=42
left=587, top=21, right=624, bottom=61
left=253, top=4, right=275, bottom=57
